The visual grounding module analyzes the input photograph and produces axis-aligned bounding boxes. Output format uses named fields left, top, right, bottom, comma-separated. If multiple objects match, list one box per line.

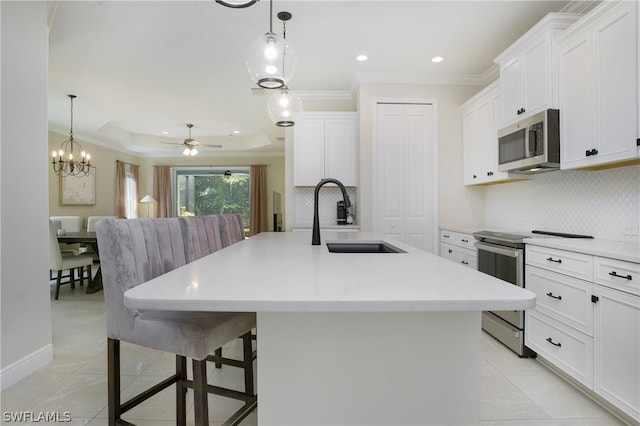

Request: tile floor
left=0, top=282, right=626, bottom=425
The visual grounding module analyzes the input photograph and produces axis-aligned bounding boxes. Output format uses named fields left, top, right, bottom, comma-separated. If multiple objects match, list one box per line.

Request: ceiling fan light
left=190, top=148, right=198, bottom=156
left=183, top=148, right=191, bottom=156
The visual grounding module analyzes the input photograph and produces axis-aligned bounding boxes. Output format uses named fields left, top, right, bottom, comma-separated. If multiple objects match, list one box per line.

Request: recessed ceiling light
left=162, top=131, right=169, bottom=135
left=356, top=54, right=368, bottom=62
left=233, top=130, right=240, bottom=134
left=432, top=56, right=444, bottom=63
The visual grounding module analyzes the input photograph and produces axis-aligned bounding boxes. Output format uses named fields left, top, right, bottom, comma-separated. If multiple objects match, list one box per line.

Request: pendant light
left=266, top=12, right=302, bottom=126
left=215, top=0, right=258, bottom=8
left=267, top=85, right=302, bottom=127
left=246, top=2, right=296, bottom=89
left=51, top=94, right=92, bottom=177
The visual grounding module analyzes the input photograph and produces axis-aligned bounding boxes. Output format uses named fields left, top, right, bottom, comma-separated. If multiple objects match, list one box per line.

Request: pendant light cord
left=269, top=0, right=273, bottom=33
left=69, top=95, right=75, bottom=142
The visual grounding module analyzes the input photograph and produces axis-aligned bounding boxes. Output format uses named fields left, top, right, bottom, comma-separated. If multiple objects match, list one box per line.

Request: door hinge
left=591, top=295, right=599, bottom=303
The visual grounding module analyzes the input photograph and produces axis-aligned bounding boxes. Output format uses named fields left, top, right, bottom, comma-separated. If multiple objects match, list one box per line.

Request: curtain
left=131, top=164, right=139, bottom=218
left=249, top=164, right=268, bottom=236
left=116, top=160, right=126, bottom=218
left=153, top=165, right=172, bottom=218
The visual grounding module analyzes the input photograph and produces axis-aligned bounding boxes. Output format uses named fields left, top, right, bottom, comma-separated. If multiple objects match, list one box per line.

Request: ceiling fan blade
left=159, top=141, right=182, bottom=146
left=201, top=144, right=223, bottom=148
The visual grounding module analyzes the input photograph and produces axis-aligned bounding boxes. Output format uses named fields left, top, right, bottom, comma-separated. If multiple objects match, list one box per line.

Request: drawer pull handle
left=448, top=249, right=453, bottom=254
left=443, top=234, right=450, bottom=238
left=546, top=257, right=562, bottom=263
left=461, top=239, right=469, bottom=243
left=461, top=260, right=469, bottom=265
left=609, top=271, right=632, bottom=280
left=546, top=337, right=561, bottom=347
left=546, top=292, right=562, bottom=300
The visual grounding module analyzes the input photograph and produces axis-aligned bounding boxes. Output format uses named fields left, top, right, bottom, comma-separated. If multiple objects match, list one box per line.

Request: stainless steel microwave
left=497, top=109, right=560, bottom=174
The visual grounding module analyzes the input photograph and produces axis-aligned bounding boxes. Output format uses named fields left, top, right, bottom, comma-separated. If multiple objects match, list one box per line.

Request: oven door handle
left=475, top=242, right=522, bottom=259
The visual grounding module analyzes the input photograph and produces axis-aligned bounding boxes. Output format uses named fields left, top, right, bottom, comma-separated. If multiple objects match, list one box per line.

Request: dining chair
left=50, top=215, right=85, bottom=255
left=86, top=215, right=116, bottom=232
left=49, top=220, right=93, bottom=300
left=95, top=217, right=257, bottom=426
left=178, top=215, right=256, bottom=381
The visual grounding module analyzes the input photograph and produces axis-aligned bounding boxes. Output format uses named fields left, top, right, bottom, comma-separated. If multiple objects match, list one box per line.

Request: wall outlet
left=622, top=222, right=639, bottom=236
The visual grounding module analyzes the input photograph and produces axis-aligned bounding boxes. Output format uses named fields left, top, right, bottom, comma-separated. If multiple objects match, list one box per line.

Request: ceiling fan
left=160, top=123, right=222, bottom=156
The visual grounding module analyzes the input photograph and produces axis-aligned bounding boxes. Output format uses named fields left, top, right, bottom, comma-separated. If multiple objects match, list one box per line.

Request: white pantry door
left=374, top=102, right=438, bottom=253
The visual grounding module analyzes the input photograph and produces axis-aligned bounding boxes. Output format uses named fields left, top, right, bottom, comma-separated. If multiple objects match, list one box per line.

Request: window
left=124, top=171, right=138, bottom=218
left=173, top=167, right=250, bottom=230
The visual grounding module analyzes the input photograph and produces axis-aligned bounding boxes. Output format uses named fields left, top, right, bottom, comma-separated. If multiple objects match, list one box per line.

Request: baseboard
left=0, top=344, right=53, bottom=391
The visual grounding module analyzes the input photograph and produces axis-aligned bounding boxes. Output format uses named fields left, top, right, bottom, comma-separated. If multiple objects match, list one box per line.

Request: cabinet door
left=559, top=32, right=592, bottom=168
left=593, top=286, right=640, bottom=421
left=591, top=4, right=638, bottom=165
left=561, top=2, right=638, bottom=170
left=462, top=106, right=479, bottom=185
left=500, top=57, right=523, bottom=124
left=324, top=119, right=356, bottom=186
left=293, top=119, right=324, bottom=186
left=523, top=37, right=550, bottom=117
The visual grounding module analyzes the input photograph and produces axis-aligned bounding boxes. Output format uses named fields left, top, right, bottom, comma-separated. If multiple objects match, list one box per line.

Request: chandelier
left=52, top=94, right=92, bottom=177
left=246, top=1, right=296, bottom=89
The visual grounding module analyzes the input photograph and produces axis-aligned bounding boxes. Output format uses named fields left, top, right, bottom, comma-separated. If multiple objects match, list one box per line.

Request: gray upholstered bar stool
left=178, top=215, right=256, bottom=389
left=217, top=213, right=246, bottom=247
left=96, top=217, right=256, bottom=425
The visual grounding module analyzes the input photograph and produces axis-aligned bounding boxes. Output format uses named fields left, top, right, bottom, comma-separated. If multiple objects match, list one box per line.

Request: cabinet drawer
left=594, top=256, right=640, bottom=296
left=440, top=230, right=476, bottom=250
left=526, top=310, right=594, bottom=387
left=440, top=242, right=477, bottom=269
left=526, top=266, right=594, bottom=335
left=526, top=245, right=593, bottom=281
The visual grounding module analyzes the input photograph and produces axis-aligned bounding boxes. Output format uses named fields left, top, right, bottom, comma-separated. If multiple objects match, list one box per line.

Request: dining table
left=57, top=231, right=102, bottom=294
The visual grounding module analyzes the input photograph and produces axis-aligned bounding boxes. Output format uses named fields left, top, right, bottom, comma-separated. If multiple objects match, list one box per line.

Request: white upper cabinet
left=462, top=81, right=511, bottom=185
left=495, top=13, right=581, bottom=126
left=293, top=112, right=357, bottom=187
left=558, top=1, right=639, bottom=170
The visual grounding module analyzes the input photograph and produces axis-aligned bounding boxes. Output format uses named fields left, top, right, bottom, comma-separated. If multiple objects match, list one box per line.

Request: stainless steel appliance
left=497, top=109, right=560, bottom=174
left=473, top=230, right=536, bottom=357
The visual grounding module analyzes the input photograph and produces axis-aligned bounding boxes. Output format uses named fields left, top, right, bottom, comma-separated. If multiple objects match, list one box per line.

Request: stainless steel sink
left=326, top=241, right=406, bottom=254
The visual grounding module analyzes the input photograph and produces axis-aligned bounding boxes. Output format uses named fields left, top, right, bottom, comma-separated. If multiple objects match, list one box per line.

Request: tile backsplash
left=294, top=187, right=357, bottom=226
left=485, top=165, right=639, bottom=242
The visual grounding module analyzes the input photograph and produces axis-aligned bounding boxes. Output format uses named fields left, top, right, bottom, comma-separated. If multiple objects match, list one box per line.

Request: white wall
left=357, top=83, right=486, bottom=232
left=1, top=1, right=53, bottom=390
left=485, top=165, right=640, bottom=242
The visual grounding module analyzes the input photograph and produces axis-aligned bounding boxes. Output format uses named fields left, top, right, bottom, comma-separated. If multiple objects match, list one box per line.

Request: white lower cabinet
left=593, top=285, right=640, bottom=420
left=525, top=243, right=640, bottom=422
left=527, top=309, right=594, bottom=386
left=439, top=230, right=477, bottom=269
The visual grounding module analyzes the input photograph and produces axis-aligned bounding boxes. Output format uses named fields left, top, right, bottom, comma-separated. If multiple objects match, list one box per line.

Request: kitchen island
left=125, top=231, right=536, bottom=425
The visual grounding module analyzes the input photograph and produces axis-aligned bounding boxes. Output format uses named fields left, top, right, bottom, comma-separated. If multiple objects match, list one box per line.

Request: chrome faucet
left=312, top=178, right=352, bottom=245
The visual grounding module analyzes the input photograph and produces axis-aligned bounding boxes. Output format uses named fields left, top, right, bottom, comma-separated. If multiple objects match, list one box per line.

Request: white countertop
left=525, top=237, right=640, bottom=263
left=124, top=231, right=535, bottom=313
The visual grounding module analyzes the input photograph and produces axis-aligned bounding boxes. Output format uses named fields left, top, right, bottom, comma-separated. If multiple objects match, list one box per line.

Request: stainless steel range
left=473, top=230, right=536, bottom=358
